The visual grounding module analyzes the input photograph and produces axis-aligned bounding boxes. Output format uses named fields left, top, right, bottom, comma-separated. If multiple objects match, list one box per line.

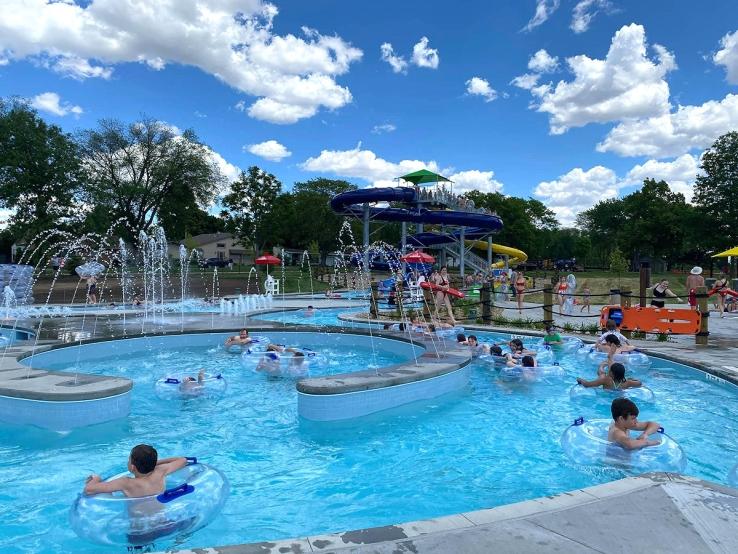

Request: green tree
left=283, top=178, right=357, bottom=262
left=78, top=118, right=224, bottom=238
left=0, top=98, right=86, bottom=239
left=621, top=179, right=692, bottom=266
left=222, top=166, right=282, bottom=256
left=693, top=131, right=738, bottom=251
left=609, top=247, right=628, bottom=285
left=464, top=191, right=558, bottom=259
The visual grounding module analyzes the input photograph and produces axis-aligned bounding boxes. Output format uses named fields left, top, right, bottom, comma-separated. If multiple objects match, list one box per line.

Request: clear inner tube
left=569, top=384, right=655, bottom=403
left=69, top=462, right=229, bottom=547
left=225, top=335, right=271, bottom=353
left=561, top=418, right=686, bottom=473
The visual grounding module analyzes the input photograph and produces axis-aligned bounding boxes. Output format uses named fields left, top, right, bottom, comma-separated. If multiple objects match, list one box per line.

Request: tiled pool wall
left=0, top=324, right=35, bottom=345
left=21, top=330, right=423, bottom=366
left=0, top=392, right=130, bottom=431
left=298, top=364, right=472, bottom=421
left=8, top=330, right=424, bottom=430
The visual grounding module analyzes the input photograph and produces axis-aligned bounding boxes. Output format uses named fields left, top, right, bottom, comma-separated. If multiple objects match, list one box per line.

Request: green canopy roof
left=399, top=169, right=451, bottom=185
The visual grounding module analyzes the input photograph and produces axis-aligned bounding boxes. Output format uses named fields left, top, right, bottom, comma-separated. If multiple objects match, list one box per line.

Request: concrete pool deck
left=157, top=473, right=738, bottom=554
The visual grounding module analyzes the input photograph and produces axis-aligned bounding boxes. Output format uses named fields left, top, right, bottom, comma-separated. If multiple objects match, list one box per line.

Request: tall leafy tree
left=78, top=118, right=224, bottom=238
left=0, top=98, right=86, bottom=239
left=222, top=166, right=282, bottom=256
left=464, top=191, right=558, bottom=259
left=287, top=178, right=357, bottom=262
left=693, top=131, right=738, bottom=251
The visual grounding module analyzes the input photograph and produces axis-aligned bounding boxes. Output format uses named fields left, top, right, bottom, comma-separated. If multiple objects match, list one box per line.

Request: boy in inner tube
left=83, top=445, right=188, bottom=497
left=608, top=398, right=661, bottom=450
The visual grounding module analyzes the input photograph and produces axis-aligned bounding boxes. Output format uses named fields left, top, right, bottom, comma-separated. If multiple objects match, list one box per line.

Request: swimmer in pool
left=224, top=329, right=252, bottom=348
left=607, top=398, right=661, bottom=450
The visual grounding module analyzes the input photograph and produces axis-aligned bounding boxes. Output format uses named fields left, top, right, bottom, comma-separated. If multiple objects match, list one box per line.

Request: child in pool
left=179, top=369, right=205, bottom=395
left=576, top=362, right=642, bottom=391
left=543, top=325, right=562, bottom=345
left=608, top=398, right=661, bottom=450
left=83, top=445, right=188, bottom=497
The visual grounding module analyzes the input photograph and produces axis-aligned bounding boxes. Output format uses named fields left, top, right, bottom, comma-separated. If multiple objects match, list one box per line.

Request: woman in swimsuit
left=432, top=266, right=457, bottom=325
left=650, top=279, right=681, bottom=308
left=515, top=271, right=527, bottom=314
left=713, top=274, right=729, bottom=317
left=556, top=276, right=567, bottom=315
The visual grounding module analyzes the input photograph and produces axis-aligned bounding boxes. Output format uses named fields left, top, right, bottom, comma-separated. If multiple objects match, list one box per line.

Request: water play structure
left=329, top=169, right=527, bottom=274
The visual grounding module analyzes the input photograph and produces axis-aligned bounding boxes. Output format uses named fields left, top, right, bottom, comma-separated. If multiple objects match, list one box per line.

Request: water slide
left=466, top=240, right=528, bottom=268
left=331, top=188, right=528, bottom=268
left=330, top=187, right=503, bottom=230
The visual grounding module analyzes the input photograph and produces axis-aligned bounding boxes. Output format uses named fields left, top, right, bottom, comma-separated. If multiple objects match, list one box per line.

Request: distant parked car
left=555, top=258, right=578, bottom=271
left=198, top=257, right=233, bottom=268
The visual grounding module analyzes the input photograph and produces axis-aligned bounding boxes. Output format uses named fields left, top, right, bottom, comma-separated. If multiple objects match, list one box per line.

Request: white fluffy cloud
left=535, top=155, right=701, bottom=226
left=523, top=0, right=560, bottom=32
left=623, top=154, right=699, bottom=201
left=532, top=24, right=676, bottom=134
left=597, top=93, right=738, bottom=158
left=465, top=77, right=498, bottom=102
left=30, top=92, right=83, bottom=117
left=570, top=0, right=611, bottom=34
left=511, top=73, right=541, bottom=90
left=412, top=37, right=439, bottom=69
left=528, top=49, right=559, bottom=73
left=0, top=1, right=362, bottom=124
left=372, top=123, right=397, bottom=134
left=714, top=29, right=738, bottom=84
left=380, top=43, right=408, bottom=74
left=209, top=149, right=241, bottom=185
left=245, top=140, right=291, bottom=162
left=534, top=166, right=619, bottom=226
left=300, top=145, right=503, bottom=192
left=449, top=170, right=503, bottom=195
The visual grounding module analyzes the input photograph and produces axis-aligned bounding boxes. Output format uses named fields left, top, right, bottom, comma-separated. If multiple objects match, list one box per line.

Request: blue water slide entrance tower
left=329, top=169, right=504, bottom=276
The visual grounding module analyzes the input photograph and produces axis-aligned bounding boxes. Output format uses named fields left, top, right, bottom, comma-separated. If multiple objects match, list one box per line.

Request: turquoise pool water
left=2, top=330, right=738, bottom=553
left=250, top=307, right=378, bottom=328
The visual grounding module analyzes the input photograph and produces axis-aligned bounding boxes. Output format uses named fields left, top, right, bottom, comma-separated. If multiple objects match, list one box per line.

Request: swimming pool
left=3, top=330, right=738, bottom=553
left=250, top=307, right=379, bottom=328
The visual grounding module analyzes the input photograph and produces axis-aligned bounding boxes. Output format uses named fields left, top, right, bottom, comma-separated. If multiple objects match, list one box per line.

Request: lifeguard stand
left=264, top=275, right=279, bottom=295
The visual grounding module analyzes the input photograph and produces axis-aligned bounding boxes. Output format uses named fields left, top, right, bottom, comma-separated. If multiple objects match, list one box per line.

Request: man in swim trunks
left=224, top=329, right=252, bottom=347
left=83, top=445, right=188, bottom=497
left=607, top=398, right=661, bottom=450
left=686, top=267, right=704, bottom=311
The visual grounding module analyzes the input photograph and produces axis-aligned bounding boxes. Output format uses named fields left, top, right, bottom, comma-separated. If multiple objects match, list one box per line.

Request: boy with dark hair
left=83, top=445, right=188, bottom=497
left=597, top=319, right=636, bottom=352
left=543, top=325, right=563, bottom=345
left=224, top=328, right=252, bottom=347
left=608, top=398, right=661, bottom=450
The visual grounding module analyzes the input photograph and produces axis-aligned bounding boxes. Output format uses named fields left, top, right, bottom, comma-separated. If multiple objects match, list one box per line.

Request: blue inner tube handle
left=574, top=416, right=585, bottom=426
left=157, top=483, right=195, bottom=504
left=185, top=457, right=197, bottom=465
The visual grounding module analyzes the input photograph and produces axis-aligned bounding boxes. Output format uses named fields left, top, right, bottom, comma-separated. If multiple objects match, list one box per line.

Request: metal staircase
left=442, top=241, right=490, bottom=274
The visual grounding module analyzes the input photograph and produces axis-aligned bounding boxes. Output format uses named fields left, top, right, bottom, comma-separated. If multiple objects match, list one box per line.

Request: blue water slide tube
left=331, top=188, right=503, bottom=233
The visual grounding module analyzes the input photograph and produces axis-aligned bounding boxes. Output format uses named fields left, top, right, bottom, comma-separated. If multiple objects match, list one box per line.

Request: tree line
left=1, top=97, right=737, bottom=268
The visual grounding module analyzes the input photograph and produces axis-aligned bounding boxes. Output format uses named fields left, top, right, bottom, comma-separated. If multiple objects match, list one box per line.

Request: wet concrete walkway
left=158, top=473, right=738, bottom=554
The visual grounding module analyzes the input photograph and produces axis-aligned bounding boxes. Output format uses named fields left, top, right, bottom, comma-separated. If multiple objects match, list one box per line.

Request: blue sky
left=2, top=0, right=738, bottom=225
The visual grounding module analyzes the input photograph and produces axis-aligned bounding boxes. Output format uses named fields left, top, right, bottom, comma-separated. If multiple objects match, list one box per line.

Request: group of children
left=83, top=320, right=662, bottom=507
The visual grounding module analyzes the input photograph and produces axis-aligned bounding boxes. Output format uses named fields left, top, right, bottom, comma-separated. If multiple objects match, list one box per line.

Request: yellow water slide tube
left=465, top=240, right=528, bottom=269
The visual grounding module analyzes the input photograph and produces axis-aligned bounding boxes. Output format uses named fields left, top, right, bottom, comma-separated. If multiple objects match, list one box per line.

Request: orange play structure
left=600, top=305, right=701, bottom=335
